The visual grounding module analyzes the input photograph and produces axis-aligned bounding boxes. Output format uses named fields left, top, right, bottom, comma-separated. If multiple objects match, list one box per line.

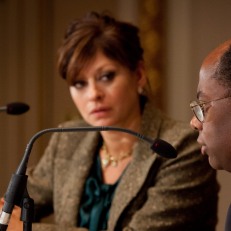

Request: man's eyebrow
left=196, top=91, right=207, bottom=99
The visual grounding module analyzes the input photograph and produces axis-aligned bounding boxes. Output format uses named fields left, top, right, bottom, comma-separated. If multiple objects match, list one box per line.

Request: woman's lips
left=90, top=108, right=110, bottom=117
left=91, top=107, right=108, bottom=113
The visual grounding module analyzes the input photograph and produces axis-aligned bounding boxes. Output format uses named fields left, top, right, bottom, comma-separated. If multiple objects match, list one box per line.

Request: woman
left=1, top=11, right=218, bottom=231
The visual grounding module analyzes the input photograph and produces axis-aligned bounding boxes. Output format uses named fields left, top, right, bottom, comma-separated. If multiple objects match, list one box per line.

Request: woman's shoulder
left=48, top=119, right=100, bottom=159
left=158, top=115, right=201, bottom=158
left=50, top=119, right=98, bottom=146
left=144, top=103, right=198, bottom=146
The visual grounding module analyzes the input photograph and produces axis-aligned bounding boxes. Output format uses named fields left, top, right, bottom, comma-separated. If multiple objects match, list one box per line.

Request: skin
left=0, top=198, right=22, bottom=231
left=190, top=40, right=231, bottom=172
left=70, top=50, right=147, bottom=184
left=69, top=50, right=146, bottom=128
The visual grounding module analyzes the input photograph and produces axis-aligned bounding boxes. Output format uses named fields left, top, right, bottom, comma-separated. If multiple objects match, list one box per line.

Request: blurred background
left=0, top=0, right=231, bottom=230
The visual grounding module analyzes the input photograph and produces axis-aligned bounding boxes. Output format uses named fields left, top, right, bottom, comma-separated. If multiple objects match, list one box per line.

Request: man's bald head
left=201, top=39, right=231, bottom=90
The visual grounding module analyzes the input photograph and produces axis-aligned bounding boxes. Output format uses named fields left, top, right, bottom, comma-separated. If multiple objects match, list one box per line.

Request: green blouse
left=78, top=155, right=119, bottom=231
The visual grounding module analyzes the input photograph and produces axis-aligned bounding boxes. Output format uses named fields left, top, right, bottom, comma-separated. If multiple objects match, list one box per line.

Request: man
left=190, top=39, right=231, bottom=231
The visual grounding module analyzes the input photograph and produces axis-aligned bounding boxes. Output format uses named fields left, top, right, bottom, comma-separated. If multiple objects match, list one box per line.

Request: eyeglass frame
left=190, top=95, right=231, bottom=122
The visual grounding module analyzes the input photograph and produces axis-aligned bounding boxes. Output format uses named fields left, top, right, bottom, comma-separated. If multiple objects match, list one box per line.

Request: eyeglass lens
left=192, top=105, right=204, bottom=122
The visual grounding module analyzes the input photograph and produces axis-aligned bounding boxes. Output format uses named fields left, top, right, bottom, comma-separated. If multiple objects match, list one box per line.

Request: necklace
left=100, top=143, right=133, bottom=168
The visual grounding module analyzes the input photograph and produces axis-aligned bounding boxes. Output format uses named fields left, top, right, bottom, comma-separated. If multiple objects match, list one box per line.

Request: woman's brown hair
left=57, top=11, right=144, bottom=85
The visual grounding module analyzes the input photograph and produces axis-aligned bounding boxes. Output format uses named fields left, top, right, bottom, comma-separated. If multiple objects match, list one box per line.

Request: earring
left=138, top=86, right=143, bottom=94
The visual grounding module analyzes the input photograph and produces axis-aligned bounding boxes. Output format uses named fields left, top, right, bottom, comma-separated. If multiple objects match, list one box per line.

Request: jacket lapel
left=108, top=104, right=163, bottom=229
left=108, top=141, right=158, bottom=229
left=56, top=132, right=100, bottom=225
left=58, top=103, right=163, bottom=227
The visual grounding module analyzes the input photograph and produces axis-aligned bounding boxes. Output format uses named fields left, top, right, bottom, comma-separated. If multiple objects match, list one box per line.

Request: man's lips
left=197, top=137, right=207, bottom=155
left=201, top=145, right=207, bottom=155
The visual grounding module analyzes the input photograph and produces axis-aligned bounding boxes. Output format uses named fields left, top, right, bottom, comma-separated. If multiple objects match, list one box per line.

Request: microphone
left=0, top=126, right=177, bottom=230
left=0, top=102, right=30, bottom=115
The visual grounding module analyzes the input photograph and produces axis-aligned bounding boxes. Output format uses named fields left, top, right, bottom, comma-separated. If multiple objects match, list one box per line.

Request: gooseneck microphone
left=18, top=126, right=177, bottom=175
left=0, top=126, right=177, bottom=231
left=0, top=102, right=30, bottom=115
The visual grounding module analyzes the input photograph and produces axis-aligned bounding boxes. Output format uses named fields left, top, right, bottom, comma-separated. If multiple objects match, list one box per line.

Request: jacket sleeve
left=27, top=131, right=59, bottom=220
left=27, top=133, right=88, bottom=231
left=123, top=128, right=219, bottom=231
left=27, top=121, right=95, bottom=230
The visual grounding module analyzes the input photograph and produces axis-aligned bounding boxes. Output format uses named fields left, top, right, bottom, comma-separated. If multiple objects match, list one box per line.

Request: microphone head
left=151, top=138, right=177, bottom=158
left=6, top=102, right=30, bottom=115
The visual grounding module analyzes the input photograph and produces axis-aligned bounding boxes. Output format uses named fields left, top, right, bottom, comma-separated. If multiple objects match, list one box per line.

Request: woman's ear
left=136, top=61, right=147, bottom=91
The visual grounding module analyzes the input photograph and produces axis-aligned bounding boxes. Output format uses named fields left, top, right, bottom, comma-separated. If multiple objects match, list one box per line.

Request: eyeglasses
left=190, top=95, right=231, bottom=122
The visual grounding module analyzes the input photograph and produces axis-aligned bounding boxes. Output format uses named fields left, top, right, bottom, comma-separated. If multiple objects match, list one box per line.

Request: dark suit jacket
left=27, top=103, right=219, bottom=231
left=225, top=204, right=231, bottom=231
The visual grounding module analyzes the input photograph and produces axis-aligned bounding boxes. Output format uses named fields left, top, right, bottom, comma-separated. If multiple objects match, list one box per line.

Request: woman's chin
left=88, top=120, right=114, bottom=127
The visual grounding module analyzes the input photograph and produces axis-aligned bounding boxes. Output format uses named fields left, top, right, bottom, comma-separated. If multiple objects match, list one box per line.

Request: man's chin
left=208, top=156, right=222, bottom=170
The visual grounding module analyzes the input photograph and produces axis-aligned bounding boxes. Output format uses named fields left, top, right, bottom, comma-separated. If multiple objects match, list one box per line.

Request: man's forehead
left=203, top=40, right=231, bottom=66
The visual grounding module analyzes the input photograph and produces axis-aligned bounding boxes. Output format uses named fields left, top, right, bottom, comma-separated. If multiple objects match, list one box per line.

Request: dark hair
left=57, top=11, right=144, bottom=85
left=215, top=45, right=231, bottom=92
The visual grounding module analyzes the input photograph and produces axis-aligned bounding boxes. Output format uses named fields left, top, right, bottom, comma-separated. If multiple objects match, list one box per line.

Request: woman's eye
left=73, top=80, right=86, bottom=89
left=100, top=71, right=116, bottom=82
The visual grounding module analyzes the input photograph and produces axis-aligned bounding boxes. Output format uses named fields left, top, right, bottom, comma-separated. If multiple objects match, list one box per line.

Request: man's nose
left=190, top=116, right=202, bottom=130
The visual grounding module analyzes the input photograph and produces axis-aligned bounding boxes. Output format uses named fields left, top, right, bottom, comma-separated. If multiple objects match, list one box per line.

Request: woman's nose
left=87, top=83, right=104, bottom=100
left=190, top=116, right=202, bottom=131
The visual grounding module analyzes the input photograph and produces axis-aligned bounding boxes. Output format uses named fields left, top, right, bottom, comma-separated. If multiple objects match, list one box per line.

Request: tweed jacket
left=27, top=103, right=219, bottom=231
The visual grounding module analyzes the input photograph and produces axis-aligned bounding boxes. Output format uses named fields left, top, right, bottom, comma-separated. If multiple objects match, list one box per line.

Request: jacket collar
left=58, top=102, right=164, bottom=228
left=108, top=102, right=164, bottom=229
